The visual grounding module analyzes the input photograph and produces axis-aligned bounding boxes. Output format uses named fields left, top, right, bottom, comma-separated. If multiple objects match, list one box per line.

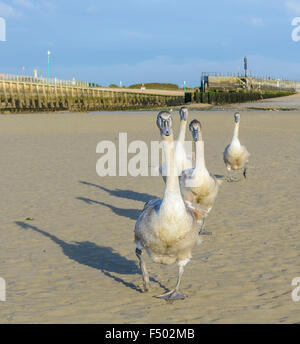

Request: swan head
left=234, top=112, right=240, bottom=123
left=156, top=111, right=172, bottom=137
left=179, top=106, right=188, bottom=121
left=189, top=119, right=202, bottom=141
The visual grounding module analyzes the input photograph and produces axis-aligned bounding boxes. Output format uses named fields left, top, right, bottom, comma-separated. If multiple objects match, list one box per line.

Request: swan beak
left=157, top=117, right=171, bottom=136
left=180, top=109, right=187, bottom=121
left=234, top=113, right=240, bottom=123
left=162, top=125, right=171, bottom=136
left=191, top=129, right=199, bottom=141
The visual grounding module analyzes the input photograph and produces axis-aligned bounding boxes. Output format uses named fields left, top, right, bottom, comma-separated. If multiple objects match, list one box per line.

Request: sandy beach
left=0, top=94, right=300, bottom=323
left=213, top=92, right=300, bottom=111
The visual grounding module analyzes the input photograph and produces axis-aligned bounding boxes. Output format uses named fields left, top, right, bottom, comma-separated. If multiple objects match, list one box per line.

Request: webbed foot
left=198, top=218, right=211, bottom=235
left=226, top=176, right=239, bottom=182
left=156, top=289, right=186, bottom=301
left=199, top=230, right=212, bottom=235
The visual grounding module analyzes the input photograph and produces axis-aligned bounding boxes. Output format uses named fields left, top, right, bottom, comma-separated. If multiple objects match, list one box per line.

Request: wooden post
left=2, top=80, right=8, bottom=109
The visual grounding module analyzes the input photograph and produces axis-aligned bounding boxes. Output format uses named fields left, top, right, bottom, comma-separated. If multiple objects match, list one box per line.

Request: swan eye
left=189, top=123, right=194, bottom=132
left=156, top=116, right=162, bottom=129
left=180, top=108, right=188, bottom=121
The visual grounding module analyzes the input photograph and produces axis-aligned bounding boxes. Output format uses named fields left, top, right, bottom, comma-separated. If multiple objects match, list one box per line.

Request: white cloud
left=85, top=5, right=99, bottom=14
left=249, top=17, right=264, bottom=26
left=286, top=1, right=300, bottom=14
left=0, top=0, right=39, bottom=18
left=42, top=1, right=56, bottom=12
left=0, top=1, right=19, bottom=17
left=12, top=0, right=36, bottom=9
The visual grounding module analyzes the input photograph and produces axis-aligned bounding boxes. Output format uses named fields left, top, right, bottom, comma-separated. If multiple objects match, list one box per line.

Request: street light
left=47, top=51, right=51, bottom=85
left=244, top=56, right=247, bottom=77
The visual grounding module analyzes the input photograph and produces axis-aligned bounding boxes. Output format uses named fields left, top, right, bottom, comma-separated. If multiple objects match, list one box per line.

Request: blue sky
left=0, top=0, right=300, bottom=86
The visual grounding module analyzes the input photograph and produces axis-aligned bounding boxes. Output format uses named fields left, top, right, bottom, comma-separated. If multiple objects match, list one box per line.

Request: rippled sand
left=0, top=99, right=300, bottom=323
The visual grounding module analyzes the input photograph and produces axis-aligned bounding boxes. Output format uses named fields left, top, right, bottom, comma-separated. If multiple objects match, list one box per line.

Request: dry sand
left=0, top=95, right=300, bottom=323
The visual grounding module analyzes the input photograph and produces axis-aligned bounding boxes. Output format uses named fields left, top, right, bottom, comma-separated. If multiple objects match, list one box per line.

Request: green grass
left=127, top=83, right=180, bottom=91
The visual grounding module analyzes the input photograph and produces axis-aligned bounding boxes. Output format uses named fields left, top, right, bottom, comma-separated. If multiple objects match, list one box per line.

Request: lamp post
left=244, top=56, right=247, bottom=77
left=183, top=80, right=186, bottom=92
left=47, top=51, right=51, bottom=85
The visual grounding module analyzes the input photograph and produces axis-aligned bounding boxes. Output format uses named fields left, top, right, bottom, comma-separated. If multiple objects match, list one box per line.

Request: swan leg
left=136, top=248, right=150, bottom=292
left=198, top=218, right=212, bottom=236
left=226, top=167, right=234, bottom=182
left=201, top=217, right=205, bottom=231
left=156, top=265, right=186, bottom=300
left=227, top=167, right=242, bottom=182
left=243, top=166, right=247, bottom=179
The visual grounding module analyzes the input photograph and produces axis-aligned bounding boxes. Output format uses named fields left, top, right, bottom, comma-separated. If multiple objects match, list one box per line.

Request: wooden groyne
left=0, top=79, right=185, bottom=113
left=201, top=73, right=300, bottom=92
left=185, top=89, right=295, bottom=105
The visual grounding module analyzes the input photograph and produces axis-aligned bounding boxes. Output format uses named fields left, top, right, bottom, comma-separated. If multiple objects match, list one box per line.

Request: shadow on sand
left=15, top=221, right=167, bottom=293
left=76, top=197, right=140, bottom=221
left=79, top=181, right=157, bottom=203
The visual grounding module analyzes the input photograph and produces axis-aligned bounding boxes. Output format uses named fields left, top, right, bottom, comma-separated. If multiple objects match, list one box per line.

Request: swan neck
left=161, top=134, right=184, bottom=209
left=177, top=120, right=187, bottom=143
left=194, top=140, right=206, bottom=172
left=233, top=122, right=240, bottom=139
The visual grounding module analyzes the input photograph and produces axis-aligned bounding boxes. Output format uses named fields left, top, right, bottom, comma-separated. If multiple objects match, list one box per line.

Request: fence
left=201, top=72, right=300, bottom=83
left=201, top=72, right=300, bottom=92
left=0, top=78, right=185, bottom=113
left=0, top=73, right=89, bottom=87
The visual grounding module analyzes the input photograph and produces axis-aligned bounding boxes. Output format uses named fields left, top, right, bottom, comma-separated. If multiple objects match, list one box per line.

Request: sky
left=0, top=0, right=300, bottom=86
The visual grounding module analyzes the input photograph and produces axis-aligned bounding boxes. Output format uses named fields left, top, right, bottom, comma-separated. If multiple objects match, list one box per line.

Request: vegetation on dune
left=108, top=84, right=120, bottom=88
left=128, top=83, right=180, bottom=90
left=88, top=82, right=195, bottom=90
left=89, top=83, right=103, bottom=87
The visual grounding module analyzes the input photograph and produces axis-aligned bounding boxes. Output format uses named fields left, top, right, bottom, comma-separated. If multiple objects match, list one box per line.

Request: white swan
left=159, top=107, right=192, bottom=182
left=223, top=112, right=250, bottom=182
left=180, top=119, right=221, bottom=234
left=175, top=107, right=193, bottom=174
left=134, top=111, right=201, bottom=300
